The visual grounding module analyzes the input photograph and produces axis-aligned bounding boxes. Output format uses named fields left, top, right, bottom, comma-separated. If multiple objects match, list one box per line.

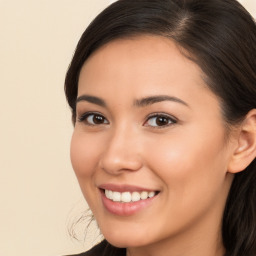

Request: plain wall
left=0, top=0, right=255, bottom=255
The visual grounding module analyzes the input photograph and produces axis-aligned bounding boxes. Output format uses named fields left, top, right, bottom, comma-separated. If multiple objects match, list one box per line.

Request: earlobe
left=228, top=109, right=256, bottom=173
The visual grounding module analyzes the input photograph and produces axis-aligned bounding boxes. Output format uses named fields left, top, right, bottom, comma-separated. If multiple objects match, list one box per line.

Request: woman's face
left=71, top=36, right=235, bottom=252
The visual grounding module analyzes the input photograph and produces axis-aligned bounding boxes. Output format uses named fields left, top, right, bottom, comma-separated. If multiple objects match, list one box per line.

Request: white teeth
left=148, top=191, right=155, bottom=198
left=104, top=190, right=157, bottom=203
left=140, top=191, right=148, bottom=200
left=121, top=192, right=132, bottom=203
left=105, top=189, right=113, bottom=200
left=112, top=191, right=121, bottom=202
left=131, top=192, right=141, bottom=202
left=108, top=190, right=113, bottom=200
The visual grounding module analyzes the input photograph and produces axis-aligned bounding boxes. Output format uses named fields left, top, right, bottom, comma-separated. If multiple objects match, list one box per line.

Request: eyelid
left=77, top=111, right=109, bottom=125
left=144, top=112, right=178, bottom=128
left=77, top=111, right=177, bottom=128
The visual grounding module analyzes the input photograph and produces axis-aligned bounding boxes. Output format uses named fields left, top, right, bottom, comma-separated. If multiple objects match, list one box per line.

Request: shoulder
left=65, top=240, right=126, bottom=256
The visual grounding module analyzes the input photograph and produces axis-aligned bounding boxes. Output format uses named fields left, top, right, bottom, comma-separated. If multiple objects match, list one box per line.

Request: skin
left=70, top=36, right=238, bottom=256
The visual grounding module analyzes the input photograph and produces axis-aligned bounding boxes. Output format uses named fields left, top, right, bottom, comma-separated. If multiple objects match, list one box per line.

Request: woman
left=64, top=0, right=256, bottom=255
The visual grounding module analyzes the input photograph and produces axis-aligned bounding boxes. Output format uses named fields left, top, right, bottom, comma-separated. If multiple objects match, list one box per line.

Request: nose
left=99, top=126, right=143, bottom=175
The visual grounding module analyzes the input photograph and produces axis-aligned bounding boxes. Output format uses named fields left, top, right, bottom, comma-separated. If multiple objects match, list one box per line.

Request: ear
left=228, top=109, right=256, bottom=173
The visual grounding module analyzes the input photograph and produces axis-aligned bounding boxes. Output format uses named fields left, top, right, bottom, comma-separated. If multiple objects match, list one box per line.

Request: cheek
left=143, top=129, right=230, bottom=235
left=70, top=131, right=104, bottom=212
left=70, top=131, right=99, bottom=180
left=146, top=126, right=228, bottom=198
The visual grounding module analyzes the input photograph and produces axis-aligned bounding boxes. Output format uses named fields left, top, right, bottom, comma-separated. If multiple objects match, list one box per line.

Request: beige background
left=0, top=0, right=255, bottom=255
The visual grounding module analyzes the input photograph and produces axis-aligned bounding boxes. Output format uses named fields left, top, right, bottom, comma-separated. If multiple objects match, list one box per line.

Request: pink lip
left=99, top=184, right=159, bottom=216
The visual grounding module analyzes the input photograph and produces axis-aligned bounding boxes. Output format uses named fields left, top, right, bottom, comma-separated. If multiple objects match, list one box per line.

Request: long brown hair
left=65, top=1, right=256, bottom=255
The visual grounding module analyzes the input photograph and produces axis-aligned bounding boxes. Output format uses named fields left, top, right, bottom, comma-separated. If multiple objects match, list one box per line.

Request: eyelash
left=144, top=113, right=177, bottom=128
left=78, top=112, right=108, bottom=126
left=77, top=112, right=177, bottom=128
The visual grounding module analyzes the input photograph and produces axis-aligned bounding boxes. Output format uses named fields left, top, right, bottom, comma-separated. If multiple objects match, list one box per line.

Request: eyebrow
left=134, top=95, right=189, bottom=108
left=76, top=94, right=189, bottom=108
left=76, top=95, right=106, bottom=107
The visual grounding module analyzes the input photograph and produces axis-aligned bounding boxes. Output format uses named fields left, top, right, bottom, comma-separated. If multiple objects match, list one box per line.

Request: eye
left=144, top=114, right=177, bottom=128
left=78, top=112, right=109, bottom=125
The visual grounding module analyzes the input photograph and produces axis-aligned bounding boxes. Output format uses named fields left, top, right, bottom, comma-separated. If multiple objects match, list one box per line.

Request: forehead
left=78, top=35, right=211, bottom=104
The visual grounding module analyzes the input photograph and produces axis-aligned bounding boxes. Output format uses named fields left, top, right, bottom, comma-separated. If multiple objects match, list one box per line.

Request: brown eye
left=145, top=114, right=177, bottom=128
left=92, top=114, right=106, bottom=124
left=155, top=116, right=169, bottom=126
left=79, top=113, right=108, bottom=125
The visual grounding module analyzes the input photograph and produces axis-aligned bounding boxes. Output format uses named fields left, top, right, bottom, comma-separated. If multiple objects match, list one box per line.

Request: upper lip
left=99, top=183, right=159, bottom=193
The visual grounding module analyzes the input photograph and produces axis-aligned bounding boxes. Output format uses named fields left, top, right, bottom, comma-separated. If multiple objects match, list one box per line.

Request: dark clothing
left=67, top=240, right=126, bottom=256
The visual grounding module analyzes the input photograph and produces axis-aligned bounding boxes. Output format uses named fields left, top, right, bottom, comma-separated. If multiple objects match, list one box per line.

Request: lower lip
left=100, top=190, right=157, bottom=216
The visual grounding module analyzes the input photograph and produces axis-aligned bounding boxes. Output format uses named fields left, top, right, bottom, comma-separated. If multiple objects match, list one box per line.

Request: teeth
left=112, top=191, right=121, bottom=202
left=108, top=190, right=113, bottom=200
left=140, top=191, right=148, bottom=200
left=104, top=190, right=157, bottom=203
left=148, top=191, right=155, bottom=198
left=121, top=192, right=131, bottom=203
left=131, top=192, right=140, bottom=202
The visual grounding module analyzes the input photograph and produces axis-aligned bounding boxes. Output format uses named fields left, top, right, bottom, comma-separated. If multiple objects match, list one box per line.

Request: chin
left=102, top=228, right=154, bottom=248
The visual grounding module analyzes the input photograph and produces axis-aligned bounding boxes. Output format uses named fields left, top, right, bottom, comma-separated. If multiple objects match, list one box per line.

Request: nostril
left=99, top=153, right=143, bottom=175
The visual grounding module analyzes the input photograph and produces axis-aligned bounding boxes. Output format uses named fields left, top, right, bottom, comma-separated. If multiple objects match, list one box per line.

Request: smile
left=105, top=189, right=157, bottom=203
left=100, top=187, right=159, bottom=216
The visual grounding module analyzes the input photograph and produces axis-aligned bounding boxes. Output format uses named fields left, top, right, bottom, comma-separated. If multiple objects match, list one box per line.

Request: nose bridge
left=100, top=123, right=142, bottom=174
